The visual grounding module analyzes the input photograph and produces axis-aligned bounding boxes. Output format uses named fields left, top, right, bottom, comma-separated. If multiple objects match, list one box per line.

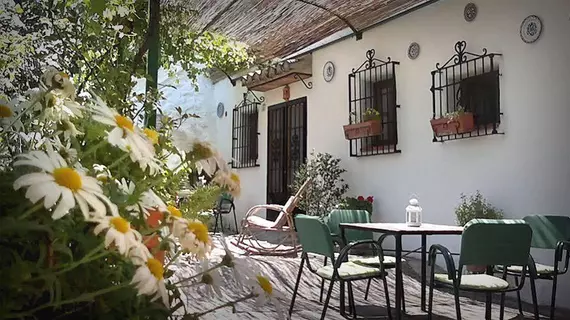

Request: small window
left=430, top=41, right=503, bottom=142
left=232, top=94, right=260, bottom=168
left=347, top=49, right=400, bottom=157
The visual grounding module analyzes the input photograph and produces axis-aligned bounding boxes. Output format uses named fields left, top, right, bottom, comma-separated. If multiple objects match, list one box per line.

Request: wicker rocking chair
left=232, top=178, right=312, bottom=256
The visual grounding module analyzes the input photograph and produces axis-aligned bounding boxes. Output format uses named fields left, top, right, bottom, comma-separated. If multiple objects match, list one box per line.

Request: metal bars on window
left=348, top=49, right=400, bottom=157
left=231, top=91, right=263, bottom=168
left=430, top=41, right=503, bottom=143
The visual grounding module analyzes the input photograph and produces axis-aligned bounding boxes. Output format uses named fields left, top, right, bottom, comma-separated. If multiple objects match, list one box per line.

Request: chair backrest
left=295, top=214, right=335, bottom=260
left=216, top=192, right=234, bottom=213
left=523, top=215, right=570, bottom=249
left=283, top=178, right=312, bottom=214
left=459, top=219, right=532, bottom=268
left=326, top=209, right=373, bottom=242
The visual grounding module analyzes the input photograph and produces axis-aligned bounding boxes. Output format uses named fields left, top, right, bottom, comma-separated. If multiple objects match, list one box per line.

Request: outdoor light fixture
left=406, top=197, right=422, bottom=227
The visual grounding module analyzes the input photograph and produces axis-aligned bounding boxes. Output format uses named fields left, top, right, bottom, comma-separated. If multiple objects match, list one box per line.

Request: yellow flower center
left=0, top=105, right=12, bottom=118
left=187, top=221, right=209, bottom=243
left=59, top=72, right=70, bottom=79
left=191, top=142, right=213, bottom=160
left=53, top=167, right=82, bottom=192
left=167, top=205, right=182, bottom=218
left=256, top=275, right=273, bottom=295
left=144, top=128, right=159, bottom=144
left=114, top=115, right=134, bottom=132
left=230, top=173, right=240, bottom=184
left=146, top=258, right=164, bottom=280
left=110, top=217, right=130, bottom=233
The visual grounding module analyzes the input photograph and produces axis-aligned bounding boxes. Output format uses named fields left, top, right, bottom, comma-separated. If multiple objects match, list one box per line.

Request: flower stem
left=190, top=293, right=256, bottom=318
left=164, top=250, right=182, bottom=269
left=5, top=283, right=131, bottom=318
left=1, top=87, right=54, bottom=136
left=107, top=153, right=130, bottom=170
left=18, top=202, right=44, bottom=220
left=82, top=139, right=107, bottom=157
left=172, top=262, right=223, bottom=286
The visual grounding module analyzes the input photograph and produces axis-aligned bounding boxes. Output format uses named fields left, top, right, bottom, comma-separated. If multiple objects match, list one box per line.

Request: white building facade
left=199, top=0, right=570, bottom=306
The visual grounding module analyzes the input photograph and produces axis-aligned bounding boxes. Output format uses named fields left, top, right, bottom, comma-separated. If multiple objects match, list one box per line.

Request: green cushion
left=332, top=253, right=399, bottom=266
left=317, top=262, right=383, bottom=280
left=498, top=263, right=556, bottom=275
left=434, top=273, right=509, bottom=290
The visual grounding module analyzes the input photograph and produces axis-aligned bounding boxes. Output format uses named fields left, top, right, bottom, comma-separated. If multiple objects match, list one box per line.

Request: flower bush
left=0, top=71, right=284, bottom=319
left=339, top=195, right=374, bottom=214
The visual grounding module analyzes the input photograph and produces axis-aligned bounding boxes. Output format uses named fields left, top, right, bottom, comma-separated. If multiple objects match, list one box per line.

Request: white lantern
left=406, top=198, right=422, bottom=227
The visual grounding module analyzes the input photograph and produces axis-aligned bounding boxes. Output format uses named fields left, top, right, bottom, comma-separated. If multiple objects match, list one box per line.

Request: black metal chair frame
left=428, top=244, right=540, bottom=320
left=290, top=240, right=393, bottom=320
left=504, top=240, right=569, bottom=319
left=212, top=196, right=238, bottom=234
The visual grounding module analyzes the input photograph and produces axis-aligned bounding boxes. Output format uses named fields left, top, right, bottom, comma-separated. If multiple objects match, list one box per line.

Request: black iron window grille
left=231, top=91, right=263, bottom=168
left=430, top=41, right=503, bottom=143
left=348, top=49, right=400, bottom=157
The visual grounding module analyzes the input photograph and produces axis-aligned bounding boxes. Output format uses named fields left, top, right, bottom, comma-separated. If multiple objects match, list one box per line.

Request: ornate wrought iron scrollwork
left=293, top=73, right=313, bottom=89
left=352, top=49, right=392, bottom=74
left=235, top=90, right=265, bottom=109
left=435, top=41, right=489, bottom=70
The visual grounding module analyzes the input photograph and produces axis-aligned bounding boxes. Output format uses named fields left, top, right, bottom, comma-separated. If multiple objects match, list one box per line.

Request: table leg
left=395, top=234, right=403, bottom=320
left=421, top=234, right=427, bottom=311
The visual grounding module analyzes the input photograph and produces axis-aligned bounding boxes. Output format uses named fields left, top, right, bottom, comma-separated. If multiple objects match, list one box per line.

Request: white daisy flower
left=219, top=233, right=254, bottom=289
left=197, top=259, right=223, bottom=298
left=92, top=215, right=142, bottom=255
left=41, top=68, right=76, bottom=100
left=116, top=178, right=136, bottom=196
left=126, top=188, right=168, bottom=217
left=212, top=170, right=241, bottom=198
left=56, top=119, right=84, bottom=140
left=250, top=274, right=287, bottom=319
left=177, top=219, right=212, bottom=260
left=93, top=164, right=112, bottom=182
left=102, top=8, right=115, bottom=20
left=116, top=6, right=130, bottom=17
left=88, top=97, right=160, bottom=175
left=51, top=136, right=77, bottom=163
left=13, top=147, right=118, bottom=220
left=130, top=254, right=169, bottom=307
left=0, top=97, right=22, bottom=131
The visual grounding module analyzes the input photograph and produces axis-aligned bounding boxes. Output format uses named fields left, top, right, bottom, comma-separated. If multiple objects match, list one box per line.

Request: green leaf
left=90, top=0, right=105, bottom=16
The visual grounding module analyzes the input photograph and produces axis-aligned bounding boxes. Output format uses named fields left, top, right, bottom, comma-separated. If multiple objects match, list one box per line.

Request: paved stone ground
left=171, top=234, right=569, bottom=319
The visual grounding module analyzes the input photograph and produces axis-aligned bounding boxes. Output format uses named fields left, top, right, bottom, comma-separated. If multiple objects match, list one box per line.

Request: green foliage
left=455, top=190, right=504, bottom=226
left=339, top=196, right=373, bottom=214
left=179, top=184, right=222, bottom=223
left=291, top=151, right=349, bottom=217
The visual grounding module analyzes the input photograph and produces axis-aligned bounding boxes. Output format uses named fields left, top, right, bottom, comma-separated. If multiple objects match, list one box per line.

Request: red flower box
left=430, top=112, right=475, bottom=136
left=343, top=119, right=382, bottom=140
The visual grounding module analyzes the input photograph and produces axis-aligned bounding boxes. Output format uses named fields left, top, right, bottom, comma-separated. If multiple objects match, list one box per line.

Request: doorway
left=266, top=97, right=307, bottom=221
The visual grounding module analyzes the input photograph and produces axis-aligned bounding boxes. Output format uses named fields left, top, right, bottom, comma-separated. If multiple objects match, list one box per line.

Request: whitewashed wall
left=213, top=0, right=570, bottom=306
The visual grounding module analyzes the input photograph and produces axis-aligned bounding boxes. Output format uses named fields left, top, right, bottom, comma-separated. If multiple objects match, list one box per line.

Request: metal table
left=340, top=223, right=463, bottom=320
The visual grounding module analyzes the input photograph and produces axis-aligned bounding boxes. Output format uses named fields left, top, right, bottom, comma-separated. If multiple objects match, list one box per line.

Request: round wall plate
left=323, top=61, right=335, bottom=82
left=216, top=102, right=224, bottom=118
left=464, top=3, right=478, bottom=22
left=407, top=42, right=420, bottom=60
left=520, top=15, right=543, bottom=44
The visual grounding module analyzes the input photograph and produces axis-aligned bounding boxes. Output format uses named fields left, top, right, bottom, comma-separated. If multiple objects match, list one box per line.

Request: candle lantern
left=406, top=197, right=422, bottom=227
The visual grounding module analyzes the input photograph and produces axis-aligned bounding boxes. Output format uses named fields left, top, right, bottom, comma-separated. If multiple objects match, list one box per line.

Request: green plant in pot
left=455, top=190, right=504, bottom=273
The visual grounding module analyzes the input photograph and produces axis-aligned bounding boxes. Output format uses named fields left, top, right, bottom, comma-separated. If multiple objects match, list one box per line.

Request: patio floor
left=172, top=234, right=568, bottom=319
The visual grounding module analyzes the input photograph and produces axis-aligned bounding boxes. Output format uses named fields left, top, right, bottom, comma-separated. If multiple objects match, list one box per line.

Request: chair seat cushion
left=434, top=273, right=509, bottom=290
left=332, top=253, right=399, bottom=267
left=317, top=262, right=384, bottom=280
left=246, top=216, right=278, bottom=229
left=498, top=263, right=556, bottom=276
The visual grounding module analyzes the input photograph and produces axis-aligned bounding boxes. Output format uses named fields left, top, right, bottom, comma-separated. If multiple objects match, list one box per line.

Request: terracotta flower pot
left=343, top=119, right=382, bottom=140
left=146, top=208, right=164, bottom=229
left=144, top=234, right=166, bottom=264
left=430, top=112, right=475, bottom=136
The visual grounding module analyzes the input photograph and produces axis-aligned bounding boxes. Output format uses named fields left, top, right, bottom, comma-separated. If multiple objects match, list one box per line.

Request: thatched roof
left=187, top=0, right=435, bottom=62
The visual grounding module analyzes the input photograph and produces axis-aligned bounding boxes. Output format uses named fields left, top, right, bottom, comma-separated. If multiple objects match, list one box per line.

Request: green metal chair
left=322, top=209, right=400, bottom=305
left=289, top=215, right=392, bottom=320
left=428, top=219, right=540, bottom=320
left=497, top=215, right=570, bottom=319
left=212, top=192, right=238, bottom=234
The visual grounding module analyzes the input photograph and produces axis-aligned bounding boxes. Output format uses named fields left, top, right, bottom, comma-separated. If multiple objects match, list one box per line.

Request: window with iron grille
left=430, top=41, right=503, bottom=143
left=232, top=92, right=262, bottom=168
left=347, top=49, right=400, bottom=157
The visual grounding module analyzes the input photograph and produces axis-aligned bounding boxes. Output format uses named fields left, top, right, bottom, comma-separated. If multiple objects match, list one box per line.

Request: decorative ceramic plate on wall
left=464, top=3, right=478, bottom=22
left=408, top=42, right=420, bottom=60
left=520, top=15, right=543, bottom=43
left=323, top=61, right=335, bottom=82
left=217, top=102, right=224, bottom=118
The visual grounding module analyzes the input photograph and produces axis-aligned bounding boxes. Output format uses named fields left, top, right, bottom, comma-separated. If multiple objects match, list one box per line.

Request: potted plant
left=430, top=107, right=475, bottom=136
left=343, top=108, right=382, bottom=140
left=339, top=195, right=374, bottom=214
left=455, top=191, right=504, bottom=273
